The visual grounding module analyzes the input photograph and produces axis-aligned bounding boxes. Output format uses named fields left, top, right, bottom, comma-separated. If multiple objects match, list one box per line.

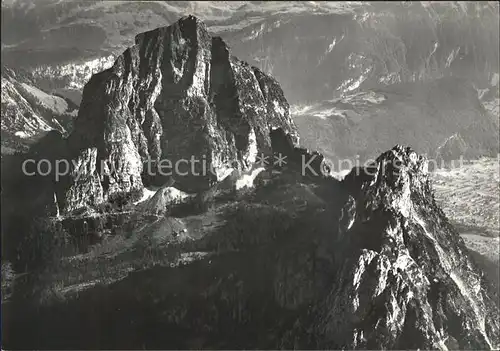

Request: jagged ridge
left=307, top=145, right=500, bottom=349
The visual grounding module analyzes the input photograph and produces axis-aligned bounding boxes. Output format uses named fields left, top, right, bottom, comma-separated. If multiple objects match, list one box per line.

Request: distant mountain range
left=1, top=1, right=498, bottom=162
left=2, top=2, right=499, bottom=100
left=1, top=65, right=77, bottom=153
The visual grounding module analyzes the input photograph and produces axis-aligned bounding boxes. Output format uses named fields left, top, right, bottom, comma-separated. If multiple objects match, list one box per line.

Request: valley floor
left=432, top=156, right=499, bottom=238
left=432, top=157, right=499, bottom=297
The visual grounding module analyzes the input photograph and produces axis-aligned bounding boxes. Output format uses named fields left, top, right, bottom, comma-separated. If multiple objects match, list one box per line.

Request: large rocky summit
left=63, top=15, right=298, bottom=213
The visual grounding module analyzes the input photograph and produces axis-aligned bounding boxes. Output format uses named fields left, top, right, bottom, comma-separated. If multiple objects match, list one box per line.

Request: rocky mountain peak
left=344, top=145, right=430, bottom=217
left=309, top=146, right=500, bottom=349
left=61, top=15, right=299, bottom=213
left=134, top=15, right=207, bottom=46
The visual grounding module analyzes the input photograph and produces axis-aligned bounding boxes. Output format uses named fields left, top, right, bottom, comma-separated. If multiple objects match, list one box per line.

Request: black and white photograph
left=1, top=1, right=499, bottom=349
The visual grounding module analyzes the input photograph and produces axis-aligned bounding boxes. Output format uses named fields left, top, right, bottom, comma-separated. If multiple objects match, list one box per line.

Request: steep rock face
left=62, top=15, right=298, bottom=213
left=310, top=145, right=500, bottom=349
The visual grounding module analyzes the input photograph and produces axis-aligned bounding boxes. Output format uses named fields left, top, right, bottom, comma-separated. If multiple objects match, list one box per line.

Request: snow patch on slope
left=235, top=166, right=265, bottom=190
left=133, top=187, right=160, bottom=205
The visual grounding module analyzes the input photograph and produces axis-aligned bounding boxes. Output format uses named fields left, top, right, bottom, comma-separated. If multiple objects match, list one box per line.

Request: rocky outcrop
left=61, top=15, right=298, bottom=213
left=310, top=145, right=500, bottom=349
left=137, top=186, right=194, bottom=215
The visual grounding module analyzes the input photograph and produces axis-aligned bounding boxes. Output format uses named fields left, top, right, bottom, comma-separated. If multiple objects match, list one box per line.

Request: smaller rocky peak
left=312, top=145, right=500, bottom=350
left=343, top=145, right=431, bottom=218
left=347, top=145, right=429, bottom=186
left=372, top=145, right=429, bottom=191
